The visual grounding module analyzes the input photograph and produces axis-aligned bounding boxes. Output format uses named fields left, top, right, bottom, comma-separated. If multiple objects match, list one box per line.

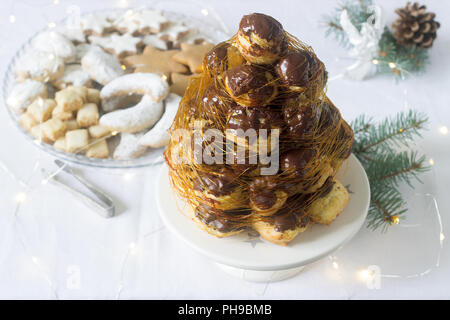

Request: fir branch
left=353, top=110, right=428, bottom=154
left=366, top=151, right=429, bottom=188
left=351, top=110, right=429, bottom=231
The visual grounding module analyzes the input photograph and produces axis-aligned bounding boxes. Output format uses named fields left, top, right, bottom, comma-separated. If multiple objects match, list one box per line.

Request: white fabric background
left=0, top=0, right=449, bottom=299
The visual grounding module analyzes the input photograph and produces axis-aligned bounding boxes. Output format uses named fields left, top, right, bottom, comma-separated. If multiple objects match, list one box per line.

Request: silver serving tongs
left=41, top=160, right=115, bottom=218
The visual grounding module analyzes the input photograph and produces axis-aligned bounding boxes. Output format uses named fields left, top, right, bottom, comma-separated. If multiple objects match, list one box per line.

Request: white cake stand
left=156, top=154, right=370, bottom=282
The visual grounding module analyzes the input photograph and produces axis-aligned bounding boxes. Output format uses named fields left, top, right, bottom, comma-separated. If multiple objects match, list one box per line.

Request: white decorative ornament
left=339, top=5, right=386, bottom=80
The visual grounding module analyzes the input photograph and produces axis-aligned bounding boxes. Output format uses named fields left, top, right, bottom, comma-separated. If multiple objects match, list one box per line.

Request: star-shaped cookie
left=123, top=45, right=188, bottom=80
left=172, top=42, right=215, bottom=73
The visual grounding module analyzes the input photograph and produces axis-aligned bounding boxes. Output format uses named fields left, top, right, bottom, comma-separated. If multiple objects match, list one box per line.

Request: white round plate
left=156, top=154, right=370, bottom=271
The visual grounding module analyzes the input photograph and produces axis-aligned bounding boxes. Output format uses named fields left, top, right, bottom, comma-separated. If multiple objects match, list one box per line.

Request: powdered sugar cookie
left=101, top=94, right=142, bottom=113
left=115, top=9, right=169, bottom=35
left=88, top=33, right=142, bottom=58
left=73, top=43, right=92, bottom=63
left=141, top=35, right=168, bottom=50
left=32, top=31, right=76, bottom=62
left=100, top=95, right=163, bottom=133
left=113, top=132, right=148, bottom=160
left=158, top=22, right=189, bottom=42
left=81, top=13, right=113, bottom=36
left=7, top=79, right=48, bottom=113
left=172, top=29, right=205, bottom=48
left=139, top=93, right=181, bottom=148
left=15, top=50, right=65, bottom=82
left=62, top=26, right=86, bottom=44
left=53, top=64, right=92, bottom=89
left=81, top=46, right=124, bottom=85
left=100, top=73, right=169, bottom=102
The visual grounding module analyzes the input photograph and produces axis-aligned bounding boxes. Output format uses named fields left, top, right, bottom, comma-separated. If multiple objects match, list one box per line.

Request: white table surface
left=0, top=0, right=449, bottom=299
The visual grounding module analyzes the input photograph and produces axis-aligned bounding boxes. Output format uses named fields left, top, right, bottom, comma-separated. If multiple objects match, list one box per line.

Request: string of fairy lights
left=1, top=0, right=447, bottom=298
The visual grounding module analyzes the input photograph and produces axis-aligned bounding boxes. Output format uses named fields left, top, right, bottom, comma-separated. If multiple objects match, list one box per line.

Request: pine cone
left=392, top=2, right=440, bottom=49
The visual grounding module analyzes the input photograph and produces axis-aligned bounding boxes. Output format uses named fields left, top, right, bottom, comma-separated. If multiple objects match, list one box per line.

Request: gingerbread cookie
left=81, top=46, right=124, bottom=85
left=172, top=42, right=215, bottom=73
left=170, top=73, right=191, bottom=96
left=124, top=45, right=188, bottom=80
left=7, top=80, right=48, bottom=113
left=88, top=33, right=142, bottom=58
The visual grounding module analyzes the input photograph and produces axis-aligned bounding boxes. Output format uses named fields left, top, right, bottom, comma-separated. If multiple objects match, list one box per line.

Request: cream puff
left=237, top=13, right=287, bottom=65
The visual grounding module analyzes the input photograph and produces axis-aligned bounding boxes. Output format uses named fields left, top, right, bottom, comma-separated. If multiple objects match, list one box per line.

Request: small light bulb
left=358, top=268, right=372, bottom=281
left=388, top=62, right=396, bottom=69
left=440, top=233, right=445, bottom=242
left=439, top=126, right=448, bottom=135
left=392, top=216, right=400, bottom=224
left=15, top=192, right=27, bottom=203
left=53, top=0, right=60, bottom=4
left=111, top=131, right=119, bottom=136
left=201, top=9, right=209, bottom=16
left=121, top=64, right=127, bottom=70
left=129, top=242, right=138, bottom=254
left=48, top=22, right=56, bottom=28
left=31, top=256, right=39, bottom=264
left=429, top=158, right=434, bottom=166
left=332, top=261, right=339, bottom=270
left=41, top=179, right=48, bottom=185
left=9, top=15, right=16, bottom=23
left=372, top=59, right=379, bottom=65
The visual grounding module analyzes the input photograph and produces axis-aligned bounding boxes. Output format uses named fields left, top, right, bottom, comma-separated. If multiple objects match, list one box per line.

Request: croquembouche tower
left=165, top=13, right=354, bottom=246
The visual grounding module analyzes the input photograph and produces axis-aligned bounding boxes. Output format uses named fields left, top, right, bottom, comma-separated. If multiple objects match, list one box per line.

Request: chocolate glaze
left=205, top=42, right=229, bottom=74
left=227, top=105, right=281, bottom=132
left=275, top=52, right=310, bottom=87
left=283, top=103, right=318, bottom=138
left=193, top=167, right=238, bottom=197
left=337, top=122, right=354, bottom=159
left=318, top=177, right=335, bottom=198
left=318, top=101, right=340, bottom=131
left=239, top=13, right=284, bottom=42
left=225, top=65, right=274, bottom=99
left=268, top=205, right=309, bottom=232
left=249, top=176, right=279, bottom=209
left=280, top=148, right=317, bottom=176
left=201, top=85, right=233, bottom=116
left=195, top=204, right=249, bottom=233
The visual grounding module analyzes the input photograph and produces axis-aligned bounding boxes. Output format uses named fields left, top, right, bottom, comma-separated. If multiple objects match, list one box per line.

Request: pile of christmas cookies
left=6, top=8, right=215, bottom=160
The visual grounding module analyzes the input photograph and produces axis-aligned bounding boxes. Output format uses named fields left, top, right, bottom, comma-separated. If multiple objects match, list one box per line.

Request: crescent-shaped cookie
left=99, top=95, right=163, bottom=133
left=139, top=93, right=181, bottom=148
left=100, top=73, right=169, bottom=102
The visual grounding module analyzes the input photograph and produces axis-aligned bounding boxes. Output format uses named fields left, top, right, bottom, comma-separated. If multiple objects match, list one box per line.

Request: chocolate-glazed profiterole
left=193, top=167, right=247, bottom=210
left=166, top=13, right=354, bottom=246
left=283, top=102, right=319, bottom=139
left=252, top=201, right=310, bottom=245
left=224, top=64, right=278, bottom=107
left=275, top=52, right=310, bottom=90
left=237, top=13, right=287, bottom=65
left=205, top=42, right=245, bottom=77
left=249, top=176, right=288, bottom=216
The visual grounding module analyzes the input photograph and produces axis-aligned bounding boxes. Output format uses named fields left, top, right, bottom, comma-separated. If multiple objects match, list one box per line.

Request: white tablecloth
left=0, top=0, right=449, bottom=299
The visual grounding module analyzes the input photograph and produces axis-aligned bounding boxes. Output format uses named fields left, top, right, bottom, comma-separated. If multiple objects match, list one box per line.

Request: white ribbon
left=339, top=5, right=386, bottom=80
